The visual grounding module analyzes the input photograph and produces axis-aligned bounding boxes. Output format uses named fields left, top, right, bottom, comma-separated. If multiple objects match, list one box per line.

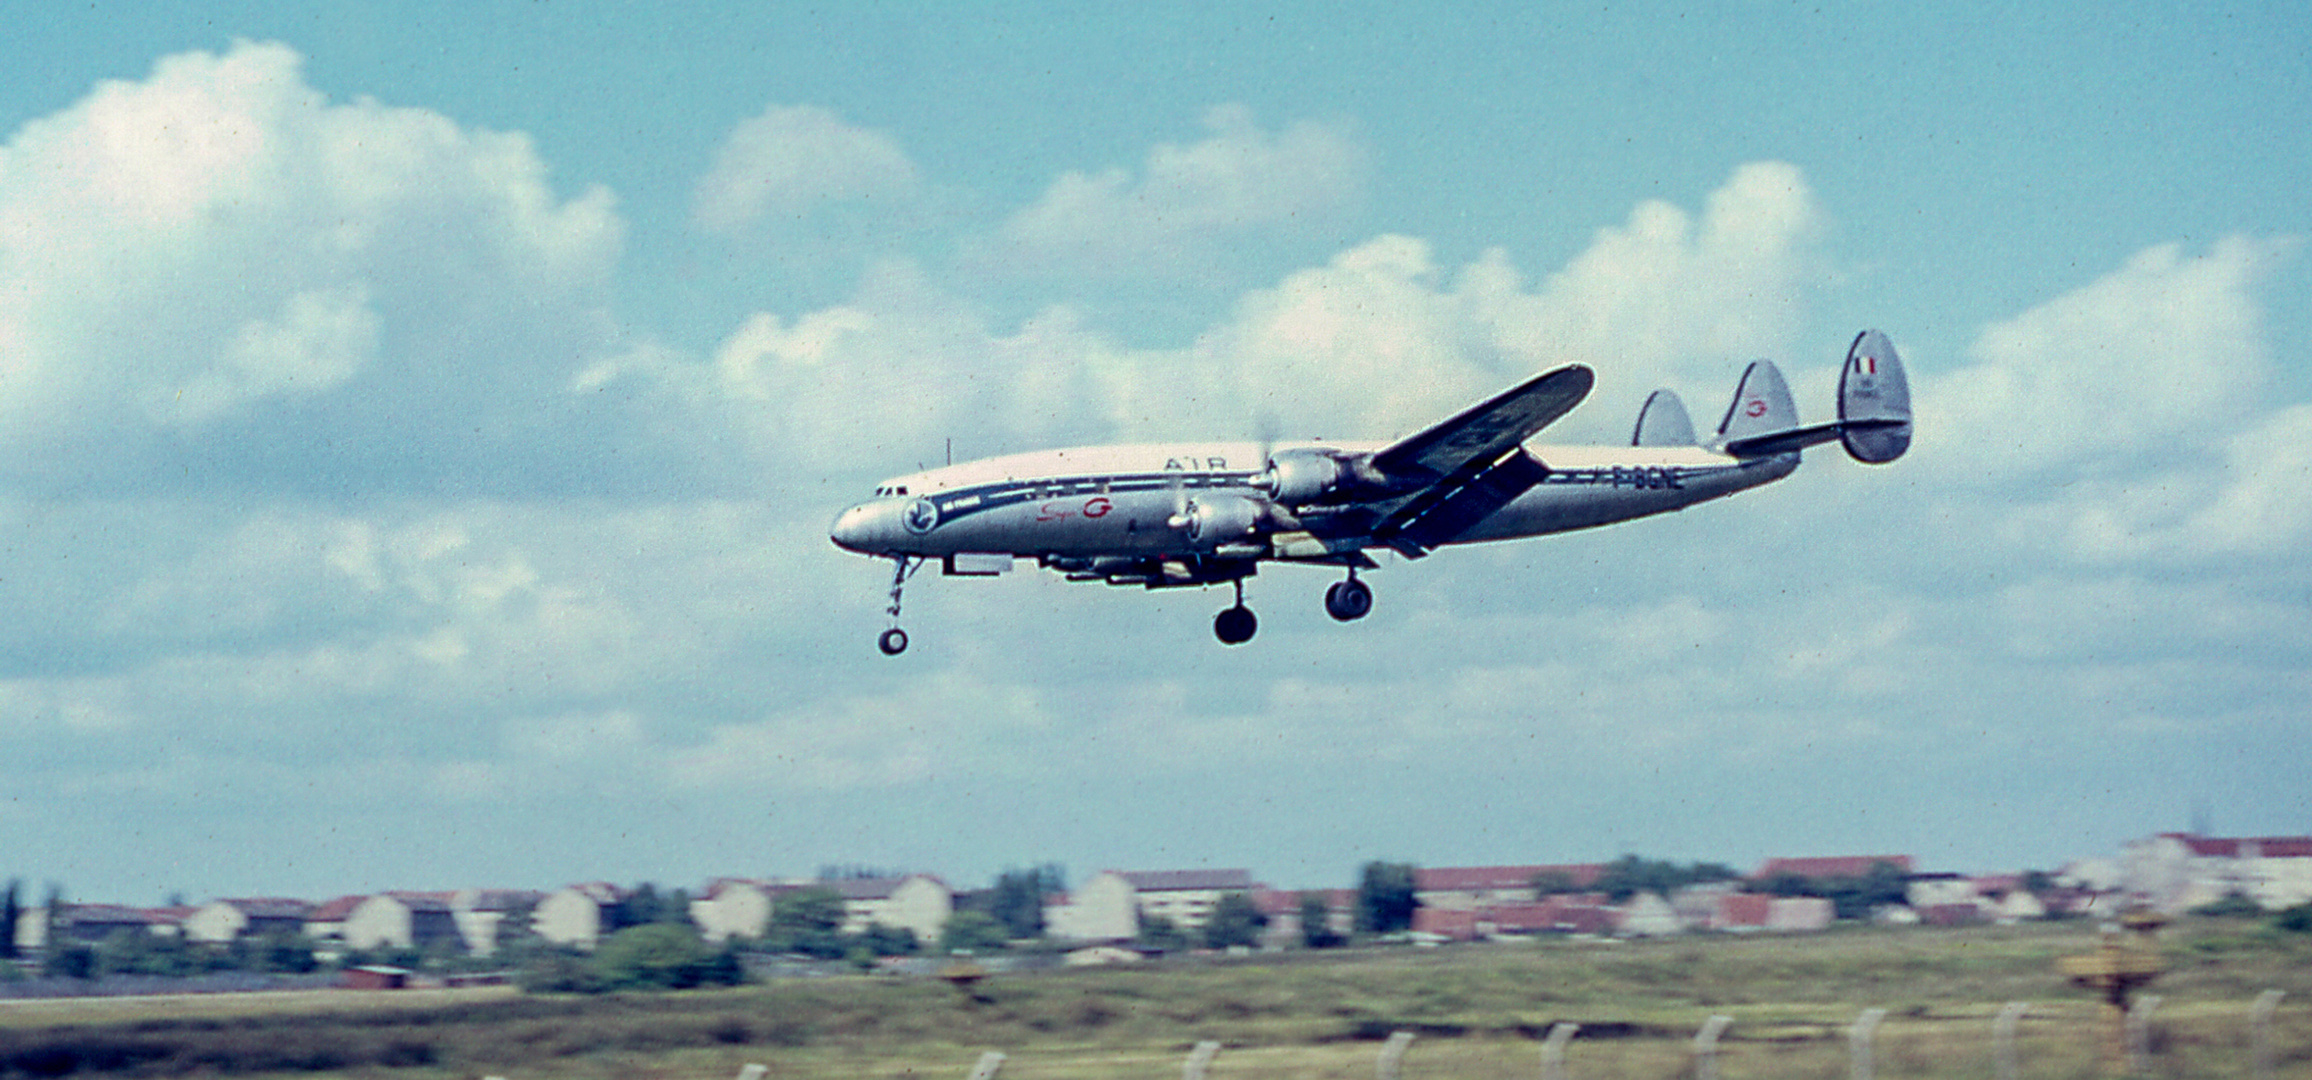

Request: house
left=1251, top=887, right=1352, bottom=948
left=534, top=882, right=625, bottom=950
left=2121, top=832, right=2312, bottom=912
left=1613, top=892, right=1681, bottom=937
left=1413, top=895, right=1616, bottom=940
left=343, top=892, right=462, bottom=952
left=826, top=874, right=952, bottom=943
left=303, top=895, right=367, bottom=949
left=1048, top=869, right=1258, bottom=942
left=689, top=879, right=790, bottom=943
left=22, top=904, right=170, bottom=950
left=1414, top=864, right=1603, bottom=911
left=452, top=889, right=542, bottom=957
left=183, top=898, right=312, bottom=944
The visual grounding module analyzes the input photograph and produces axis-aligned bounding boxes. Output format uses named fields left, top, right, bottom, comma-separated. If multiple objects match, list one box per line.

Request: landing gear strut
left=1214, top=578, right=1258, bottom=645
left=1324, top=571, right=1373, bottom=622
left=878, top=556, right=922, bottom=656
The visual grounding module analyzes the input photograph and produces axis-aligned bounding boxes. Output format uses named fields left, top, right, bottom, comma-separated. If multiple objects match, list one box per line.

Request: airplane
left=831, top=330, right=1911, bottom=655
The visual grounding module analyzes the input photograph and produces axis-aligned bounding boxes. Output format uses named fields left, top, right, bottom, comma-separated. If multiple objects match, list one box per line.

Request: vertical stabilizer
left=1632, top=390, right=1697, bottom=446
left=1838, top=330, right=1912, bottom=463
left=1714, top=360, right=1798, bottom=449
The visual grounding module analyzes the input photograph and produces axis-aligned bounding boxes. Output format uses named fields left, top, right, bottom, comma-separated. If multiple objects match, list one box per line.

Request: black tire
left=1213, top=605, right=1258, bottom=645
left=878, top=628, right=909, bottom=656
left=1325, top=578, right=1373, bottom=622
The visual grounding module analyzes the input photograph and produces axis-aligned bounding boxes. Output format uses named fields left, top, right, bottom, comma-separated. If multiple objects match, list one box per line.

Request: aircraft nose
left=830, top=501, right=892, bottom=554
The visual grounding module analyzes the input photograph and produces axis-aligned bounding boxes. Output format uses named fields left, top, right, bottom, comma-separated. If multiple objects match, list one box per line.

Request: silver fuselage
left=829, top=441, right=1797, bottom=563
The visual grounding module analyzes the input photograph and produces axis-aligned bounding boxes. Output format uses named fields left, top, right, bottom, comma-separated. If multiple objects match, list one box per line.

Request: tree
left=857, top=922, right=920, bottom=957
left=1529, top=870, right=1582, bottom=896
left=1592, top=855, right=1739, bottom=903
left=1135, top=913, right=1189, bottom=953
left=1298, top=893, right=1345, bottom=949
left=1201, top=892, right=1268, bottom=950
left=984, top=865, right=1061, bottom=939
left=939, top=910, right=1009, bottom=954
left=589, top=923, right=741, bottom=990
left=1356, top=862, right=1419, bottom=934
left=764, top=887, right=848, bottom=959
left=1, top=879, right=18, bottom=961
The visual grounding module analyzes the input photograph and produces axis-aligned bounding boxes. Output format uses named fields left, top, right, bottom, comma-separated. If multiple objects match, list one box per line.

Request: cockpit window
left=872, top=485, right=911, bottom=497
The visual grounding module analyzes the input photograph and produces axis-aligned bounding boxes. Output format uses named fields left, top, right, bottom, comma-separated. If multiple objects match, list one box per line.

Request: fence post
left=967, top=1050, right=1006, bottom=1080
left=1993, top=1002, right=2029, bottom=1080
left=1848, top=1007, right=1887, bottom=1080
left=1377, top=1030, right=1416, bottom=1080
left=2252, top=990, right=2285, bottom=1080
left=1540, top=1022, right=1579, bottom=1080
left=2126, top=994, right=2161, bottom=1075
left=736, top=1066, right=768, bottom=1080
left=1692, top=1015, right=1733, bottom=1080
left=1184, top=1040, right=1222, bottom=1080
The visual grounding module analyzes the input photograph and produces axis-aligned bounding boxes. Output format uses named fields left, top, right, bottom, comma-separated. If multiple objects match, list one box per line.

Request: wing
left=1360, top=364, right=1594, bottom=557
left=1369, top=364, right=1594, bottom=483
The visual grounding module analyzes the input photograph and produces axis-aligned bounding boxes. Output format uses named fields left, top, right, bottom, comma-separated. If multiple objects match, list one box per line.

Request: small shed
left=342, top=964, right=412, bottom=990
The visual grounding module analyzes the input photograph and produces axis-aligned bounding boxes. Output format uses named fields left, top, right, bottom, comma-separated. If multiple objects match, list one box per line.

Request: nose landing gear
left=878, top=556, right=922, bottom=656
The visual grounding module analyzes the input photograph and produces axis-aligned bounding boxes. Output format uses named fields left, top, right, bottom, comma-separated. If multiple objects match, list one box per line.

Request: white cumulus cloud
left=973, top=105, right=1369, bottom=280
left=692, top=104, right=921, bottom=234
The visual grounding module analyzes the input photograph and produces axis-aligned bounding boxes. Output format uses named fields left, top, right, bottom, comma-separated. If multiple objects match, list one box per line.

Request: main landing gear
left=1214, top=579, right=1258, bottom=645
left=878, top=556, right=922, bottom=656
left=1212, top=572, right=1374, bottom=645
left=1323, top=571, right=1373, bottom=622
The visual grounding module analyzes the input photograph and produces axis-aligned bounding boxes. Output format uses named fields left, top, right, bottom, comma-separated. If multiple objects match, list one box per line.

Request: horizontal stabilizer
left=1632, top=389, right=1697, bottom=447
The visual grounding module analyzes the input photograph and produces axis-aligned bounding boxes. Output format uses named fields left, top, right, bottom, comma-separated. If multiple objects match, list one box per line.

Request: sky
left=2, top=2, right=2308, bottom=904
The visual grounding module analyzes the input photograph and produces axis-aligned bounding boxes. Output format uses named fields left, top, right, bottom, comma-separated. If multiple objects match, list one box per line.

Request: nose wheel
left=877, top=556, right=923, bottom=656
left=1323, top=573, right=1373, bottom=622
left=1214, top=578, right=1258, bottom=645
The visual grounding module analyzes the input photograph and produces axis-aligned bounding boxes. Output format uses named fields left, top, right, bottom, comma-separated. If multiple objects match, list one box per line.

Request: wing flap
left=1375, top=447, right=1551, bottom=557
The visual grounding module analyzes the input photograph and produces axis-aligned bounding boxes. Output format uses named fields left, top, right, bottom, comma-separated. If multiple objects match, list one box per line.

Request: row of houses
left=17, top=831, right=2307, bottom=959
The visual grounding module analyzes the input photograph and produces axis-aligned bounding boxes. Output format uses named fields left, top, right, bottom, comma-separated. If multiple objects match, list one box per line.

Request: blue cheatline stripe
left=923, top=463, right=1746, bottom=526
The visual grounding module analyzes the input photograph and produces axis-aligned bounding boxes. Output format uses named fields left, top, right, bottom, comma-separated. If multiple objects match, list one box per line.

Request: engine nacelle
left=1181, top=495, right=1264, bottom=547
left=1265, top=448, right=1346, bottom=504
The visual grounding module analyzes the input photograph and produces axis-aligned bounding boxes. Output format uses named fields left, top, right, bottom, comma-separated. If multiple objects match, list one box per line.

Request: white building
left=2122, top=833, right=2312, bottom=912
left=828, top=875, right=952, bottom=943
left=689, top=879, right=782, bottom=943
left=534, top=882, right=624, bottom=950
left=183, top=898, right=311, bottom=944
left=1048, top=869, right=1258, bottom=942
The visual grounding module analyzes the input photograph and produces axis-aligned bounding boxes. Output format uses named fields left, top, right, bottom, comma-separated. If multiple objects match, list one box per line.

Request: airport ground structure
left=8, top=830, right=2311, bottom=969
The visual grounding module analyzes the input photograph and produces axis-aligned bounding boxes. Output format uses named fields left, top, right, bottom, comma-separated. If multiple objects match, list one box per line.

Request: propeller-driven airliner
left=832, top=330, right=1912, bottom=654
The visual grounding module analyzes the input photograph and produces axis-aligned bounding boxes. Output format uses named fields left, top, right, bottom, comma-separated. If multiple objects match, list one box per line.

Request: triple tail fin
left=1632, top=389, right=1697, bottom=446
left=1714, top=330, right=1913, bottom=464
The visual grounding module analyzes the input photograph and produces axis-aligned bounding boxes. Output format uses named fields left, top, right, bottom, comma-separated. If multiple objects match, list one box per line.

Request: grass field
left=3, top=918, right=2307, bottom=1079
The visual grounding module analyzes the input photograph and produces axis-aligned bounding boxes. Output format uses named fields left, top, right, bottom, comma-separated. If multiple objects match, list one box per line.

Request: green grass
left=3, top=919, right=2308, bottom=1079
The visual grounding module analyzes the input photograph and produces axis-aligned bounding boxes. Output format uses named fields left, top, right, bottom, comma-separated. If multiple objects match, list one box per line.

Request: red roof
left=2167, top=833, right=2312, bottom=859
left=1754, top=855, right=1914, bottom=880
left=307, top=895, right=366, bottom=921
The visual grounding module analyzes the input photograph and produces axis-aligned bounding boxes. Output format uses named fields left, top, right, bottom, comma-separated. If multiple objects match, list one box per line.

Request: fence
left=682, top=989, right=2293, bottom=1080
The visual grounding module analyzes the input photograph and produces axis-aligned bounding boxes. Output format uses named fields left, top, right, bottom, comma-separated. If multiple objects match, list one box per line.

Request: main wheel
left=1324, top=578, right=1373, bottom=622
left=878, top=627, right=910, bottom=655
left=1213, top=605, right=1258, bottom=645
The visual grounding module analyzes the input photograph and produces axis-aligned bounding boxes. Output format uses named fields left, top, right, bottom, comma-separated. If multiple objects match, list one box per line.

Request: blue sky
left=2, top=2, right=2307, bottom=903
